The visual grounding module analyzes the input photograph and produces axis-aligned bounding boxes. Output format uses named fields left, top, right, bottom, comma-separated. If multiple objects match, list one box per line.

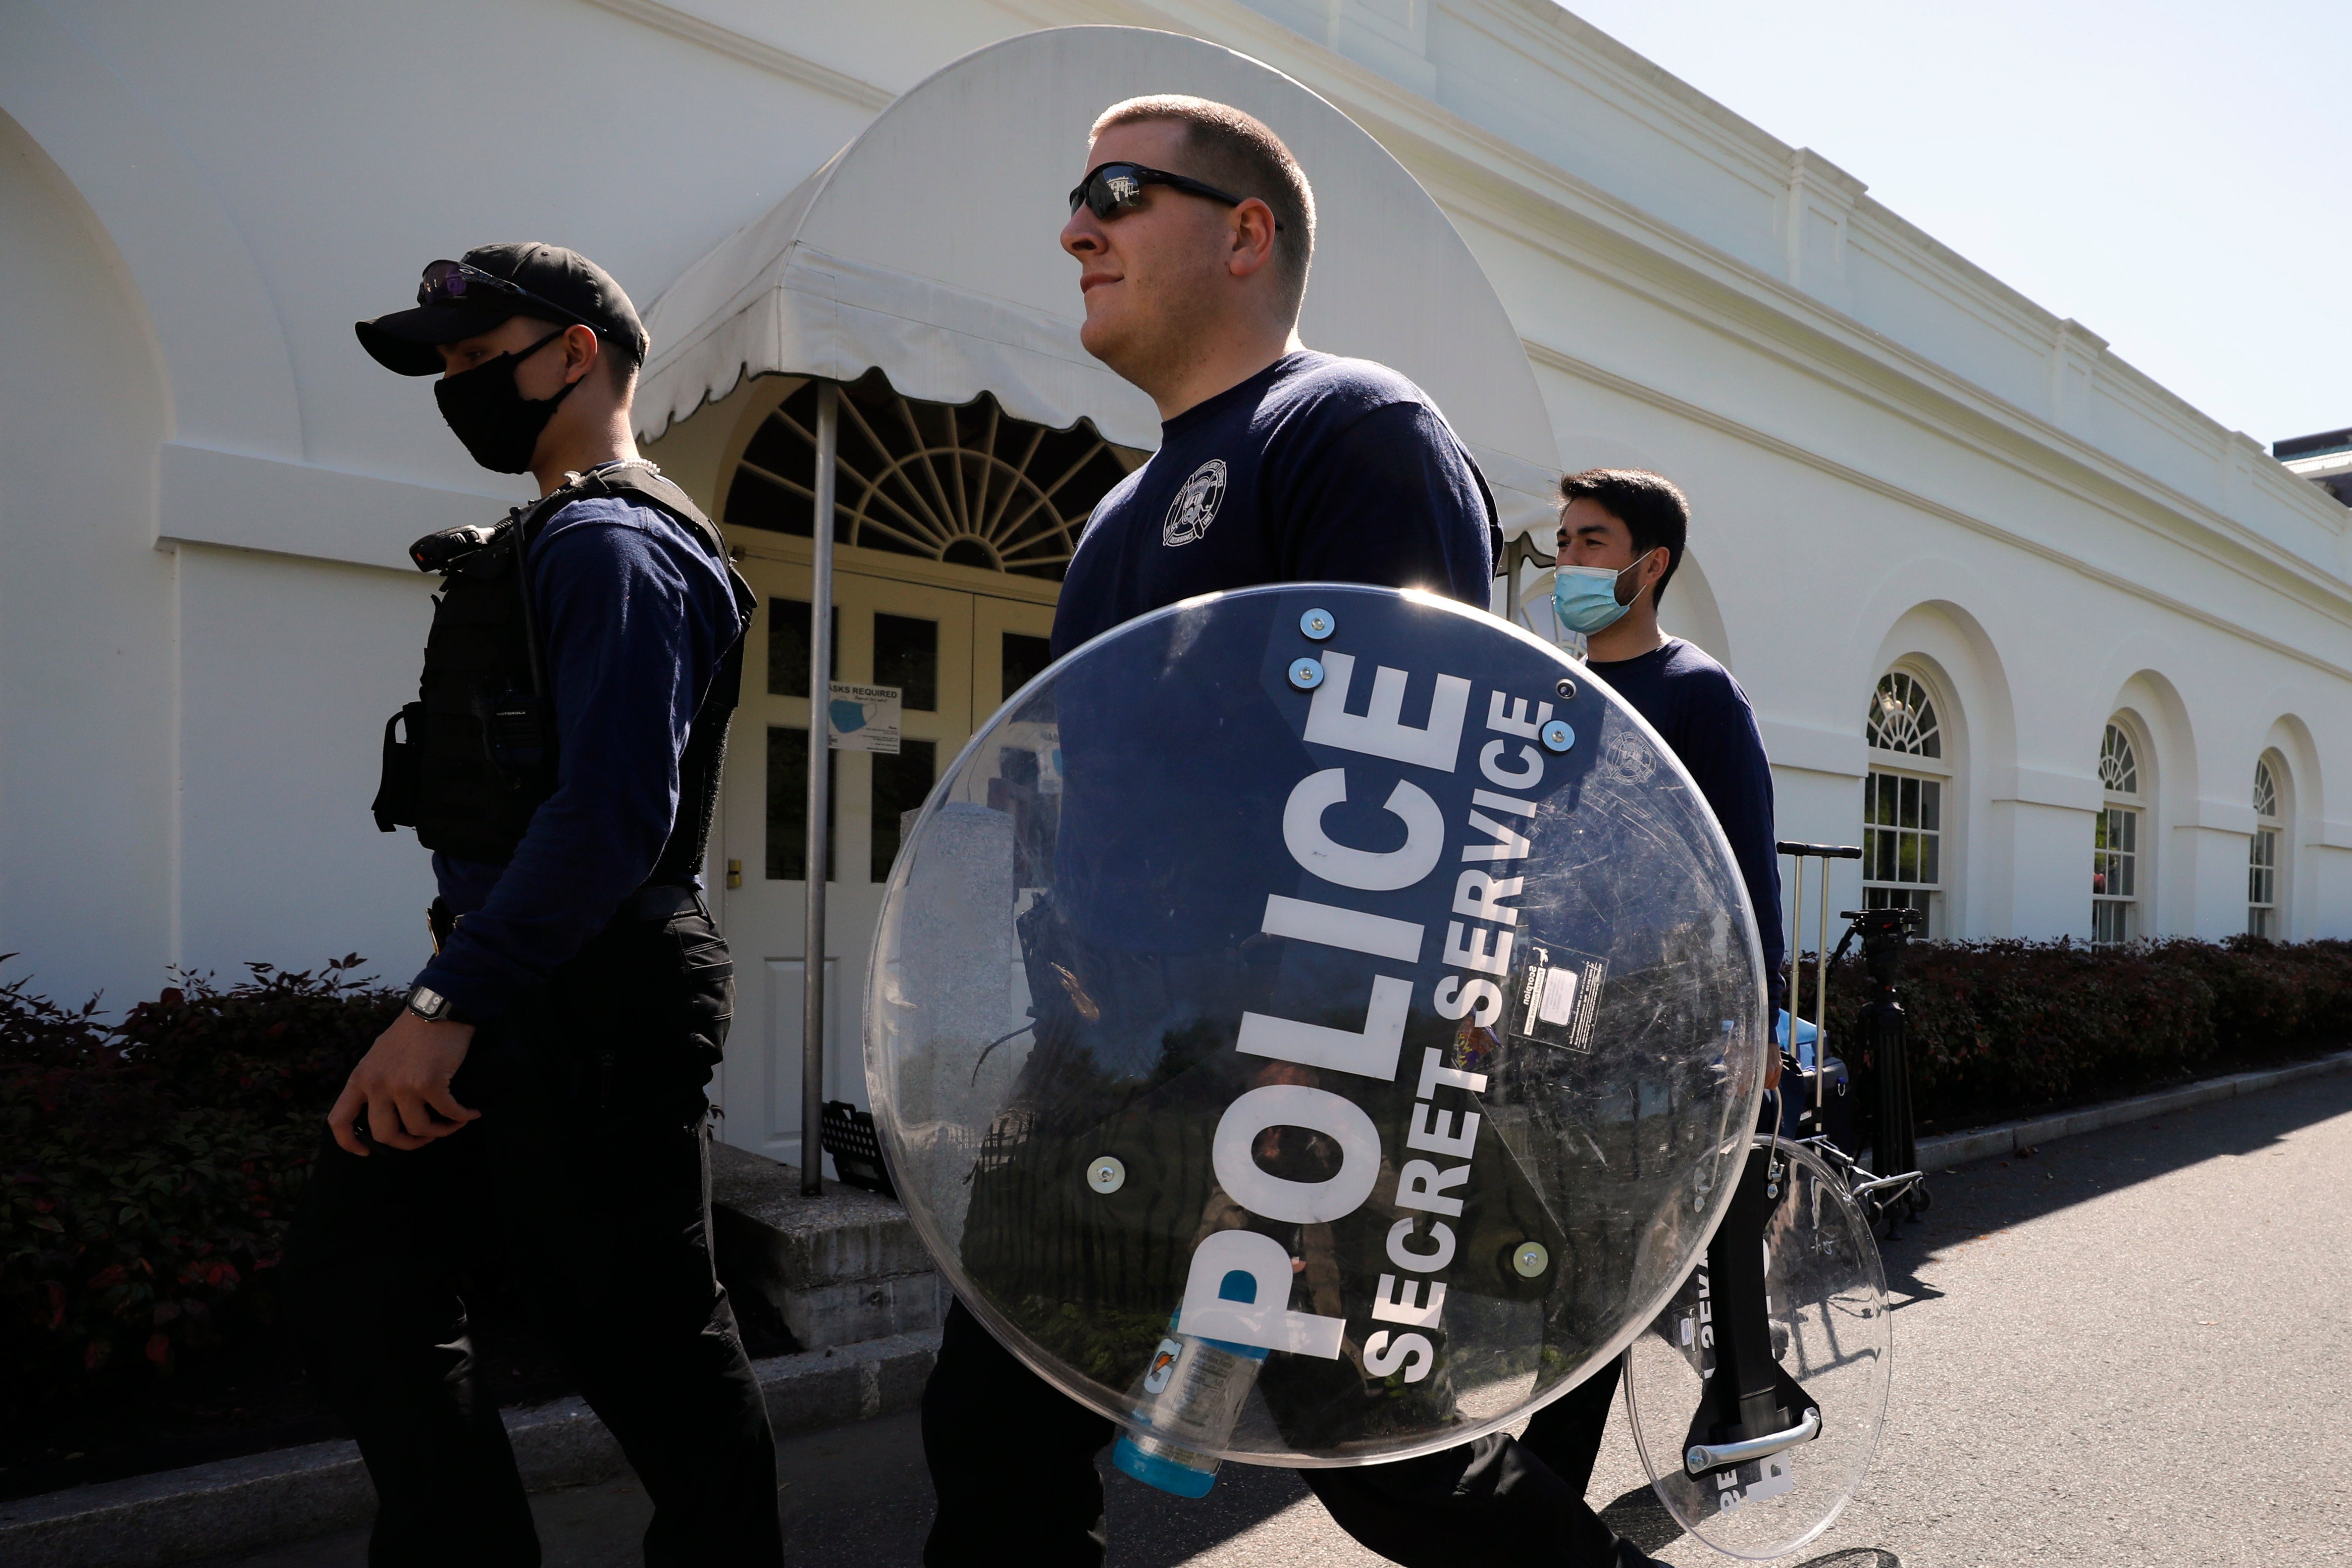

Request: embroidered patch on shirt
left=1162, top=459, right=1228, bottom=547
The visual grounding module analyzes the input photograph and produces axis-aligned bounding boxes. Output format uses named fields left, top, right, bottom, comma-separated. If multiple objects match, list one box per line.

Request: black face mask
left=433, top=330, right=583, bottom=474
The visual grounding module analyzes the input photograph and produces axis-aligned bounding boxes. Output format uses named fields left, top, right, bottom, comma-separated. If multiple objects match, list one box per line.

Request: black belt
left=428, top=882, right=705, bottom=950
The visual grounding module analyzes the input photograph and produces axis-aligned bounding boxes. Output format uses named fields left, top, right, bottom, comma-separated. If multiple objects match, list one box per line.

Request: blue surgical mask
left=1552, top=558, right=1643, bottom=635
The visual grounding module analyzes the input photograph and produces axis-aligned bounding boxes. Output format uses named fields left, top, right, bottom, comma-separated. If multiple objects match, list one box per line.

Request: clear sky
left=1558, top=0, right=2348, bottom=450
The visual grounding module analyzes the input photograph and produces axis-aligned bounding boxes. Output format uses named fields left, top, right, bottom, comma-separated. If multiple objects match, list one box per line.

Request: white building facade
left=5, top=1, right=2347, bottom=1166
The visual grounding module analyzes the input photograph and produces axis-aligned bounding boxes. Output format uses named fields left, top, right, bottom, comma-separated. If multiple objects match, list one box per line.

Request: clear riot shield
left=866, top=584, right=1767, bottom=1483
left=1622, top=1135, right=1892, bottom=1559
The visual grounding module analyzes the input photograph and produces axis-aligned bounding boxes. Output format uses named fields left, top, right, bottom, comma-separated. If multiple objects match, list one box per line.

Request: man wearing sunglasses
left=919, top=97, right=1666, bottom=1568
left=286, top=243, right=779, bottom=1566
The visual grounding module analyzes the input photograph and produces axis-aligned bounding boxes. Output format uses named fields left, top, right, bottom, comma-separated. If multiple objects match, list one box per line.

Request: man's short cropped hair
left=1559, top=468, right=1690, bottom=608
left=513, top=313, right=641, bottom=394
left=600, top=321, right=645, bottom=388
left=1091, top=95, right=1316, bottom=317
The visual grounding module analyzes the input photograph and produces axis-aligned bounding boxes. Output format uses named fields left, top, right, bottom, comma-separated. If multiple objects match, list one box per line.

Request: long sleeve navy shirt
left=413, top=485, right=741, bottom=1020
left=1052, top=351, right=1496, bottom=656
left=1587, top=637, right=1787, bottom=1009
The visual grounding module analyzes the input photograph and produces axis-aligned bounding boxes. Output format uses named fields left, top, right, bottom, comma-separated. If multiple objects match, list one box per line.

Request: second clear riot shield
left=866, top=583, right=1768, bottom=1473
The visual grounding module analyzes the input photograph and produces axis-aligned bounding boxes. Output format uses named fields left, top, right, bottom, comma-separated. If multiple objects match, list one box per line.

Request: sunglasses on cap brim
left=1067, top=162, right=1282, bottom=228
left=416, top=259, right=598, bottom=333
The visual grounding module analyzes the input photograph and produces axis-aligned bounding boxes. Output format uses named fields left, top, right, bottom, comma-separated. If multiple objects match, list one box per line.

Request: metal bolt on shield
left=1289, top=658, right=1325, bottom=691
left=1087, top=1156, right=1125, bottom=1194
left=1542, top=719, right=1575, bottom=752
left=1512, top=1242, right=1549, bottom=1278
left=1299, top=608, right=1335, bottom=640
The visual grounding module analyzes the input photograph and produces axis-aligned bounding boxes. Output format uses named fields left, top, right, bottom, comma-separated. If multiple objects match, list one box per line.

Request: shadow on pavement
left=1099, top=1459, right=1313, bottom=1567
left=1874, top=1070, right=2352, bottom=1306
left=1598, top=1479, right=1681, bottom=1552
left=1791, top=1551, right=1899, bottom=1567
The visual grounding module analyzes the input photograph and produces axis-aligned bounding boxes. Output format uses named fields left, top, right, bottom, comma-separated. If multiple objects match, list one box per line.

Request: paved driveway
left=197, top=1069, right=2352, bottom=1567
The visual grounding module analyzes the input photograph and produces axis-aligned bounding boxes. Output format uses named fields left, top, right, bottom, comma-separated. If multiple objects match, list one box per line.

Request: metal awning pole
left=802, top=381, right=839, bottom=1197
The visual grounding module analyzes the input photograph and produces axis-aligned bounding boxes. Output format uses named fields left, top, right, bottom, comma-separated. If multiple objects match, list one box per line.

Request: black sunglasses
left=416, top=259, right=596, bottom=331
left=1067, top=162, right=1282, bottom=228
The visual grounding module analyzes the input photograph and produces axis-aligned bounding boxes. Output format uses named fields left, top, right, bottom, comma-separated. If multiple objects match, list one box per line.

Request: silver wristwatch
left=402, top=984, right=463, bottom=1024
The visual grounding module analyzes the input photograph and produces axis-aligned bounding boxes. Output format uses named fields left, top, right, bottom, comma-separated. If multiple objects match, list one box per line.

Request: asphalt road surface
left=195, top=1069, right=2352, bottom=1568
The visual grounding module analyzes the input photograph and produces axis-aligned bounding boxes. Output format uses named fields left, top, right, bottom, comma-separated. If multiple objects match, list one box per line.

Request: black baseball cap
left=355, top=242, right=648, bottom=377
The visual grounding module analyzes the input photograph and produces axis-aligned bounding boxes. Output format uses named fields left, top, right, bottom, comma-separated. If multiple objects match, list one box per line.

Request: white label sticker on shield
left=1510, top=942, right=1608, bottom=1055
left=1537, top=965, right=1578, bottom=1026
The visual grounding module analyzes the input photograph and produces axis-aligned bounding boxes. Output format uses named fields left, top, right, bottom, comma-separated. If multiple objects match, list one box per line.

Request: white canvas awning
left=636, top=25, right=1563, bottom=538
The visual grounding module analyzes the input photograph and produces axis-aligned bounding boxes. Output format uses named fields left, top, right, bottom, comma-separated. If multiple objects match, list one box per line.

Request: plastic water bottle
left=1110, top=1316, right=1269, bottom=1498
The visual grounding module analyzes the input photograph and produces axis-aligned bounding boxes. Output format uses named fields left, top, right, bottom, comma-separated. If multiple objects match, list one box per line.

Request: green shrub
left=0, top=959, right=395, bottom=1410
left=1804, top=936, right=2352, bottom=1129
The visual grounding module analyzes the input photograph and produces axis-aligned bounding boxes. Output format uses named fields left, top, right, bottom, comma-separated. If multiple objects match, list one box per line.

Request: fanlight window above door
left=724, top=378, right=1147, bottom=581
left=2100, top=723, right=2139, bottom=795
left=1866, top=672, right=1942, bottom=757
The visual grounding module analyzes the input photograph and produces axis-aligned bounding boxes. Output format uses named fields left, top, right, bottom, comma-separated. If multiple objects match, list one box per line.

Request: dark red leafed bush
left=1803, top=936, right=2352, bottom=1129
left=0, top=958, right=396, bottom=1409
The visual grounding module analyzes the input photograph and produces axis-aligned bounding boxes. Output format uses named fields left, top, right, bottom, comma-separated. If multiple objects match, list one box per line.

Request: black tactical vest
left=371, top=462, right=756, bottom=881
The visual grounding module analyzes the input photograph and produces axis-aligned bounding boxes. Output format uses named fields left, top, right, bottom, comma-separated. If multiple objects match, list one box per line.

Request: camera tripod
left=1776, top=842, right=1930, bottom=1234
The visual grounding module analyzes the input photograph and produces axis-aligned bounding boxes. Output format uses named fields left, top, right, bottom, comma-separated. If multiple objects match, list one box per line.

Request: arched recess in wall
left=2093, top=711, right=2153, bottom=943
left=2248, top=749, right=2290, bottom=938
left=1841, top=564, right=2019, bottom=773
left=0, top=7, right=301, bottom=455
left=0, top=104, right=177, bottom=1003
left=1859, top=663, right=1958, bottom=938
left=2257, top=710, right=2323, bottom=937
left=2096, top=664, right=2198, bottom=939
left=1656, top=548, right=1732, bottom=671
left=1860, top=596, right=2015, bottom=938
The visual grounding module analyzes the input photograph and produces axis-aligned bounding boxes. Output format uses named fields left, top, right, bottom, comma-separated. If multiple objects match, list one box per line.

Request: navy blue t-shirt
left=413, top=479, right=742, bottom=1019
left=1051, top=351, right=1496, bottom=655
left=1588, top=637, right=1786, bottom=1008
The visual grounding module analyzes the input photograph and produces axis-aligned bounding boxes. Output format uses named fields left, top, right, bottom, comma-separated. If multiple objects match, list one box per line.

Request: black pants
left=921, top=1298, right=1643, bottom=1567
left=285, top=900, right=782, bottom=1568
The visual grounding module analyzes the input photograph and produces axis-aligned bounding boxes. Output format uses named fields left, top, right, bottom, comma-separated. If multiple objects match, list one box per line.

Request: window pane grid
left=1862, top=767, right=1942, bottom=936
left=2248, top=825, right=2278, bottom=935
left=2092, top=803, right=2138, bottom=944
left=765, top=725, right=837, bottom=881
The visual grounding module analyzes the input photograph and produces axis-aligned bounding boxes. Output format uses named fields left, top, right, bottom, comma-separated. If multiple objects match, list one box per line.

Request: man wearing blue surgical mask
left=1552, top=465, right=1768, bottom=1001
left=1554, top=466, right=1785, bottom=1028
left=1474, top=466, right=1791, bottom=1525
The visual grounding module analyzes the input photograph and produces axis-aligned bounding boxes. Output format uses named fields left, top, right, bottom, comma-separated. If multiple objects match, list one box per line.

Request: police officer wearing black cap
left=285, top=243, right=781, bottom=1566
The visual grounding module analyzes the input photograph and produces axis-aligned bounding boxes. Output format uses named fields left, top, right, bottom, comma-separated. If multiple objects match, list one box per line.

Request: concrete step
left=708, top=1143, right=947, bottom=1351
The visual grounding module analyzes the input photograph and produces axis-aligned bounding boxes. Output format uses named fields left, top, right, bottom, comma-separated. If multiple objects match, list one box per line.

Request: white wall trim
left=1758, top=719, right=1868, bottom=781
left=1524, top=342, right=2352, bottom=686
left=571, top=0, right=896, bottom=110
left=2182, top=800, right=2260, bottom=835
left=1994, top=767, right=2102, bottom=814
left=158, top=444, right=508, bottom=576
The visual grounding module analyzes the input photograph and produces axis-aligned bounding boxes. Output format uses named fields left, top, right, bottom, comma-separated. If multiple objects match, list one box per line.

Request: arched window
left=2249, top=757, right=2281, bottom=937
left=722, top=378, right=1144, bottom=581
left=1861, top=671, right=1948, bottom=935
left=2093, top=722, right=2142, bottom=944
